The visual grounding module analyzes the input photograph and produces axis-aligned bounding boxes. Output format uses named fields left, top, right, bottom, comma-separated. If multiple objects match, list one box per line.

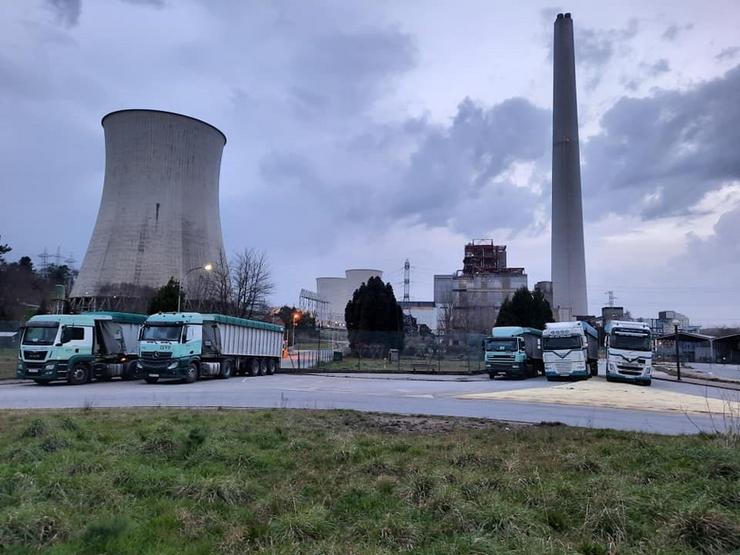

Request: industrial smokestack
left=71, top=109, right=227, bottom=309
left=551, top=12, right=588, bottom=320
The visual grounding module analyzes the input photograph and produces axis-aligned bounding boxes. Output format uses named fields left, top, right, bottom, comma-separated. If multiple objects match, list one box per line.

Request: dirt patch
left=335, top=411, right=527, bottom=434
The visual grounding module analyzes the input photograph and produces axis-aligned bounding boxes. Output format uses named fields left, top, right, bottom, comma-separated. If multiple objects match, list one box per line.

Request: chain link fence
left=0, top=321, right=21, bottom=379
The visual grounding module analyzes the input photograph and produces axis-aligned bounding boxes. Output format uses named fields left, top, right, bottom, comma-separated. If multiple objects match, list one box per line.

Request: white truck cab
left=543, top=321, right=598, bottom=380
left=605, top=320, right=652, bottom=386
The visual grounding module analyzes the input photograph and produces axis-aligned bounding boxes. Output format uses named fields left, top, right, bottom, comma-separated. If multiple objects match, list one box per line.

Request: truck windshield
left=543, top=335, right=582, bottom=350
left=611, top=333, right=651, bottom=351
left=22, top=324, right=59, bottom=345
left=486, top=338, right=518, bottom=352
left=140, top=325, right=182, bottom=342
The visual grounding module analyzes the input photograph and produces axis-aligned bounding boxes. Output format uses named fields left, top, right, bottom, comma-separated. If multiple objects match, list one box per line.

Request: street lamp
left=672, top=318, right=681, bottom=381
left=178, top=263, right=213, bottom=312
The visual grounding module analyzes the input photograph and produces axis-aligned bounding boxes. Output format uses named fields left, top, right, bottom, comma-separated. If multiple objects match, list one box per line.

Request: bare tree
left=231, top=248, right=274, bottom=319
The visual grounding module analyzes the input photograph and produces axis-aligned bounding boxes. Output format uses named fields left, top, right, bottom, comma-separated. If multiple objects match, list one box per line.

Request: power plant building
left=71, top=109, right=227, bottom=310
left=551, top=13, right=588, bottom=320
left=434, top=240, right=527, bottom=334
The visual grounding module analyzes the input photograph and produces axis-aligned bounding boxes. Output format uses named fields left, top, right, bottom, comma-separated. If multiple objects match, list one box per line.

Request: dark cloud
left=662, top=23, right=693, bottom=41
left=716, top=46, right=740, bottom=61
left=582, top=64, right=740, bottom=219
left=46, top=0, right=81, bottom=26
left=644, top=58, right=670, bottom=76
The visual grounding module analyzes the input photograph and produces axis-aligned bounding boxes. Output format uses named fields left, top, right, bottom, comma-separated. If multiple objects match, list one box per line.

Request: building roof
left=714, top=333, right=740, bottom=344
left=657, top=331, right=714, bottom=343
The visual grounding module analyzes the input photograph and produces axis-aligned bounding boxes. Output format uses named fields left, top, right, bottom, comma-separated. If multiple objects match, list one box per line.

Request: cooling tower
left=551, top=13, right=588, bottom=320
left=316, top=277, right=348, bottom=325
left=71, top=109, right=227, bottom=308
left=344, top=269, right=383, bottom=298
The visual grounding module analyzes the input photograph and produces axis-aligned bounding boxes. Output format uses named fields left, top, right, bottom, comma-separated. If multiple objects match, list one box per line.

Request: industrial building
left=551, top=13, right=589, bottom=321
left=71, top=109, right=227, bottom=311
left=398, top=301, right=437, bottom=332
left=313, top=269, right=384, bottom=328
left=434, top=240, right=527, bottom=334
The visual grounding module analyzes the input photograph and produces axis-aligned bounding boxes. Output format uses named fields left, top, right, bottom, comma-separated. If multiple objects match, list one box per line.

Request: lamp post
left=178, top=263, right=213, bottom=312
left=672, top=319, right=681, bottom=381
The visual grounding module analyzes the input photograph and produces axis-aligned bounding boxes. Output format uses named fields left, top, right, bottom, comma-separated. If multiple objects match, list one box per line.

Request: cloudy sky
left=2, top=0, right=739, bottom=325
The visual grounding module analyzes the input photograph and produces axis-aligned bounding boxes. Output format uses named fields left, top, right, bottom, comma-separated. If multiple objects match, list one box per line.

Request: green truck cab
left=485, top=326, right=543, bottom=379
left=139, top=312, right=284, bottom=384
left=16, top=312, right=146, bottom=385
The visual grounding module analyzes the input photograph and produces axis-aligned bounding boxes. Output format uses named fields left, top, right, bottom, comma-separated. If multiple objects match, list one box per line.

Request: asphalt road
left=0, top=369, right=735, bottom=435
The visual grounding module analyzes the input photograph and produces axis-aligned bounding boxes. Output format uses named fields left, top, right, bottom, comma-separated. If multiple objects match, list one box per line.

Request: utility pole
left=605, top=290, right=616, bottom=308
left=403, top=259, right=410, bottom=303
left=674, top=321, right=681, bottom=381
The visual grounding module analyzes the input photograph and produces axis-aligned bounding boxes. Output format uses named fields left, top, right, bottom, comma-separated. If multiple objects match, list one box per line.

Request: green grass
left=0, top=348, right=17, bottom=379
left=0, top=409, right=738, bottom=554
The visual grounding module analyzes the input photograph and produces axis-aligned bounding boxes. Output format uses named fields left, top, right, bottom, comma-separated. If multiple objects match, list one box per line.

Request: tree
left=147, top=278, right=181, bottom=314
left=495, top=287, right=554, bottom=330
left=0, top=236, right=10, bottom=264
left=345, top=276, right=404, bottom=356
left=230, top=248, right=274, bottom=319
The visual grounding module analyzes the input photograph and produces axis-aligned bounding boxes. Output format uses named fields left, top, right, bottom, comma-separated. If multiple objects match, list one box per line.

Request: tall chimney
left=551, top=12, right=588, bottom=320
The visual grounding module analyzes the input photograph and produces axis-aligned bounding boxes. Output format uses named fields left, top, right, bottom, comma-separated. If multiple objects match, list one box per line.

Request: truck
left=485, top=326, right=543, bottom=379
left=605, top=320, right=652, bottom=386
left=543, top=321, right=599, bottom=380
left=138, top=312, right=284, bottom=383
left=16, top=312, right=147, bottom=385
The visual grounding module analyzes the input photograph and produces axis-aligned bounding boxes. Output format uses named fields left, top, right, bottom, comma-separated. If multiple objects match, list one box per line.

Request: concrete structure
left=534, top=280, right=553, bottom=308
left=715, top=333, right=740, bottom=364
left=71, top=110, right=227, bottom=310
left=315, top=269, right=383, bottom=328
left=434, top=241, right=527, bottom=334
left=648, top=310, right=699, bottom=336
left=656, top=331, right=714, bottom=363
left=601, top=306, right=625, bottom=324
left=551, top=13, right=588, bottom=321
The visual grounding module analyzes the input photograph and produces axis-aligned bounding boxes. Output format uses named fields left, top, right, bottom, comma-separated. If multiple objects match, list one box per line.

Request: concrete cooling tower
left=71, top=109, right=227, bottom=310
left=316, top=269, right=383, bottom=328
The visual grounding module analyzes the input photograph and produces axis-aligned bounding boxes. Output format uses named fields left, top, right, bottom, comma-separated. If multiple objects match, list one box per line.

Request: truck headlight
left=137, top=361, right=143, bottom=369
left=167, top=362, right=178, bottom=370
left=44, top=363, right=55, bottom=370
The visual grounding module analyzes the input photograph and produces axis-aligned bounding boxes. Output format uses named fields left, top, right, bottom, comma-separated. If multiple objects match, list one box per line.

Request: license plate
left=148, top=373, right=159, bottom=377
left=28, top=369, right=38, bottom=374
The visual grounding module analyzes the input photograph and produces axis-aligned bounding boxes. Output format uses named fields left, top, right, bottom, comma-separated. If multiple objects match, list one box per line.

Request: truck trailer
left=17, top=312, right=147, bottom=385
left=485, top=326, right=543, bottom=379
left=543, top=321, right=599, bottom=380
left=605, top=320, right=652, bottom=386
left=139, top=312, right=284, bottom=383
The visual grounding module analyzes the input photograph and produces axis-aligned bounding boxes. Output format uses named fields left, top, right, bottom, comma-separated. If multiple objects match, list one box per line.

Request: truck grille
left=141, top=352, right=172, bottom=361
left=24, top=351, right=47, bottom=361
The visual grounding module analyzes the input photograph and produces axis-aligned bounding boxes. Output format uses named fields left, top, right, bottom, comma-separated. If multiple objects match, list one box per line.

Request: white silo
left=344, top=269, right=383, bottom=299
left=71, top=109, right=227, bottom=310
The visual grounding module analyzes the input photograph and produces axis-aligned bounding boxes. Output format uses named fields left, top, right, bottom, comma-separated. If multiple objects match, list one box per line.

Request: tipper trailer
left=139, top=312, right=284, bottom=383
left=605, top=320, right=652, bottom=386
left=485, top=326, right=543, bottom=379
left=543, top=321, right=599, bottom=380
left=17, top=312, right=147, bottom=385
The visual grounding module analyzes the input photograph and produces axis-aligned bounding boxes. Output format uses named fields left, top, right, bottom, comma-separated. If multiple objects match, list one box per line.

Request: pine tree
left=345, top=276, right=404, bottom=356
left=147, top=278, right=181, bottom=314
left=494, top=287, right=554, bottom=330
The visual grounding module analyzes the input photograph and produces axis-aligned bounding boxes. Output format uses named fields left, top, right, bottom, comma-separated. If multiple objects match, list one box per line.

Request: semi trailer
left=139, top=312, right=284, bottom=383
left=16, top=312, right=147, bottom=385
left=543, top=321, right=599, bottom=380
left=605, top=320, right=652, bottom=386
left=485, top=326, right=543, bottom=379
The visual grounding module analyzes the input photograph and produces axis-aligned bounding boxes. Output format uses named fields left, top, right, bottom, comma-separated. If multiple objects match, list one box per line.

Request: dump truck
left=17, top=312, right=147, bottom=385
left=138, top=312, right=284, bottom=383
left=605, top=320, right=652, bottom=386
left=543, top=320, right=599, bottom=380
left=485, top=326, right=543, bottom=379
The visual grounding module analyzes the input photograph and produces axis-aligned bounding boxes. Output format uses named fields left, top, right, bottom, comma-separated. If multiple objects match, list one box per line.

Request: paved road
left=0, top=369, right=735, bottom=435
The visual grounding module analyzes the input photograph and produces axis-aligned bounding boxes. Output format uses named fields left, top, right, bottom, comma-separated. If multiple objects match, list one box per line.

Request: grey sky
left=1, top=0, right=739, bottom=325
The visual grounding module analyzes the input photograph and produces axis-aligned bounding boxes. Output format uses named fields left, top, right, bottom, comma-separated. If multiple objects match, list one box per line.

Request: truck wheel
left=145, top=376, right=159, bottom=384
left=184, top=362, right=199, bottom=384
left=122, top=361, right=140, bottom=381
left=247, top=360, right=257, bottom=377
left=219, top=359, right=233, bottom=379
left=266, top=359, right=275, bottom=375
left=590, top=361, right=598, bottom=377
left=488, top=373, right=495, bottom=380
left=68, top=364, right=89, bottom=386
left=257, top=359, right=265, bottom=376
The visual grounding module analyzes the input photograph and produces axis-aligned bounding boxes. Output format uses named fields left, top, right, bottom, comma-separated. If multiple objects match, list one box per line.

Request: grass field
left=0, top=347, right=16, bottom=379
left=0, top=409, right=738, bottom=554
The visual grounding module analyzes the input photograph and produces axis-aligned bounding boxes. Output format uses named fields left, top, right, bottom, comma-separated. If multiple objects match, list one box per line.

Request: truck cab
left=605, top=320, right=652, bottom=386
left=543, top=321, right=598, bottom=380
left=485, top=326, right=543, bottom=379
left=138, top=312, right=214, bottom=383
left=17, top=312, right=145, bottom=385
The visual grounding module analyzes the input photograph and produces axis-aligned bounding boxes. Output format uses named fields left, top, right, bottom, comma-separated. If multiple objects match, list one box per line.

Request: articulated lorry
left=485, top=326, right=543, bottom=379
left=139, top=312, right=284, bottom=383
left=605, top=320, right=652, bottom=386
left=543, top=321, right=599, bottom=380
left=17, top=312, right=147, bottom=385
